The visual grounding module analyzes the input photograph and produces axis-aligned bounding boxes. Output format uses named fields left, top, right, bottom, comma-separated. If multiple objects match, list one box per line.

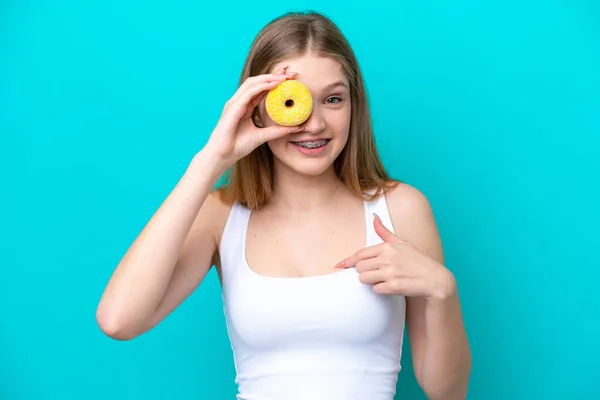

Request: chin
left=286, top=160, right=335, bottom=176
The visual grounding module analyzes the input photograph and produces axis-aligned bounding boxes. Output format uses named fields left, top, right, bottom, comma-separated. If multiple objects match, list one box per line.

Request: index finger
left=335, top=243, right=385, bottom=269
left=232, top=71, right=297, bottom=104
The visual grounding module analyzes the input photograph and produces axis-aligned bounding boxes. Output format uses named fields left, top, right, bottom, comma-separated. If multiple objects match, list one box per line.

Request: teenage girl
left=97, top=11, right=472, bottom=400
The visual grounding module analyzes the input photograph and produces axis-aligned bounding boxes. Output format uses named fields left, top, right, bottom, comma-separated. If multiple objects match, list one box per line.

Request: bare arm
left=96, top=150, right=228, bottom=340
left=96, top=70, right=301, bottom=341
left=388, top=184, right=472, bottom=399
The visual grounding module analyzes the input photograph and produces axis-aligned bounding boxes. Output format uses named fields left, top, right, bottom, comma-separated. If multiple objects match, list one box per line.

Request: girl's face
left=257, top=53, right=352, bottom=177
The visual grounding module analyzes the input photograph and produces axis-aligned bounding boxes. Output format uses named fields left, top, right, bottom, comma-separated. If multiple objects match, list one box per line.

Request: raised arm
left=96, top=68, right=303, bottom=340
left=96, top=152, right=228, bottom=340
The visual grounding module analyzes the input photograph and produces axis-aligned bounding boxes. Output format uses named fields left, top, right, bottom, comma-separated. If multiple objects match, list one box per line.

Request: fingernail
left=334, top=260, right=346, bottom=268
left=373, top=213, right=382, bottom=224
left=287, top=72, right=298, bottom=76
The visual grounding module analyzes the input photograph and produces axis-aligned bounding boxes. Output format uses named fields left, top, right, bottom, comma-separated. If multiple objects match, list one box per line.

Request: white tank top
left=219, top=193, right=407, bottom=400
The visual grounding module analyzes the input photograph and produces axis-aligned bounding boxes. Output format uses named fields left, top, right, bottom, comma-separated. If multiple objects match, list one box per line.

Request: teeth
left=295, top=140, right=328, bottom=149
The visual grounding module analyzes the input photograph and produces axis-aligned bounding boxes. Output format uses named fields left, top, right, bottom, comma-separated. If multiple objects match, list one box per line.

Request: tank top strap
left=219, top=201, right=251, bottom=280
left=364, top=189, right=396, bottom=246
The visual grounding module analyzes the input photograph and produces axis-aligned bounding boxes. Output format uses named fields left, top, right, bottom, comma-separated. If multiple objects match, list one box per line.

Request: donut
left=265, top=80, right=313, bottom=126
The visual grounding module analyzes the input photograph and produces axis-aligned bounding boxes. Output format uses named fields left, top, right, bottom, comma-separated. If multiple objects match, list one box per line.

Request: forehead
left=271, top=54, right=348, bottom=93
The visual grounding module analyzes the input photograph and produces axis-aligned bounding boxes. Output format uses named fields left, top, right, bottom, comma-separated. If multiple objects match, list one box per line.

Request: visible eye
left=325, top=96, right=343, bottom=104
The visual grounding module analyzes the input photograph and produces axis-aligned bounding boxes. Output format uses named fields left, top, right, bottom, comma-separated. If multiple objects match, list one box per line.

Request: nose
left=299, top=105, right=326, bottom=134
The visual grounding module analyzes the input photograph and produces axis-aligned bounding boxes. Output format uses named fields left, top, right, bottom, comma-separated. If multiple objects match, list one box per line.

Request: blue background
left=1, top=0, right=599, bottom=399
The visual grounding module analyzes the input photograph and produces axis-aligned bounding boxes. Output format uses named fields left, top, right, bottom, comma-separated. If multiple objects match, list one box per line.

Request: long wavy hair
left=216, top=11, right=398, bottom=210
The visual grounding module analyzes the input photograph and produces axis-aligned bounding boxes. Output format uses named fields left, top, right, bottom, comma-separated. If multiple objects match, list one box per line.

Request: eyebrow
left=322, top=81, right=349, bottom=92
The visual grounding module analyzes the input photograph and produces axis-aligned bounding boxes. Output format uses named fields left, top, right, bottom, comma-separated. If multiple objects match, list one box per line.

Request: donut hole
left=285, top=99, right=294, bottom=107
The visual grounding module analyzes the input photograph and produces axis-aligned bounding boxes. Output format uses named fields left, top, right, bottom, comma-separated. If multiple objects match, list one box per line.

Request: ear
left=252, top=110, right=263, bottom=127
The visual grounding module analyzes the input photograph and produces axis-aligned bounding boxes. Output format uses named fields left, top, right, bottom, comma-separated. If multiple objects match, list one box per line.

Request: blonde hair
left=216, top=11, right=399, bottom=210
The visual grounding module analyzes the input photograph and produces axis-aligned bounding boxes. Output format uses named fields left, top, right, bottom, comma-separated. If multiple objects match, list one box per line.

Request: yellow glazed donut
left=265, top=80, right=313, bottom=126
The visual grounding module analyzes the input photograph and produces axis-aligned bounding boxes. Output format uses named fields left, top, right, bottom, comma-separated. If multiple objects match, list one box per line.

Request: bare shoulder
left=384, top=182, right=444, bottom=263
left=202, top=190, right=234, bottom=247
left=384, top=182, right=436, bottom=230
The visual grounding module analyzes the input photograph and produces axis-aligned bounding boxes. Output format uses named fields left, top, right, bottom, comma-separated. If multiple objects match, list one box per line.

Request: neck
left=269, top=164, right=343, bottom=213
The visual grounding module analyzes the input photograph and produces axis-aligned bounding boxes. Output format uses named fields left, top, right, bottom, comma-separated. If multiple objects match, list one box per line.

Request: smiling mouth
left=290, top=139, right=331, bottom=149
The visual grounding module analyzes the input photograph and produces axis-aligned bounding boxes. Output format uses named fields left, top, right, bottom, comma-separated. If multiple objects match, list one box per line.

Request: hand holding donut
left=204, top=66, right=304, bottom=166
